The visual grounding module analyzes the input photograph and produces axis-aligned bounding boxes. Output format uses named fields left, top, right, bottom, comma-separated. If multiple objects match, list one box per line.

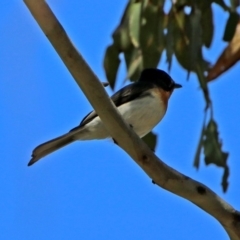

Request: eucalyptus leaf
left=189, top=7, right=202, bottom=70
left=203, top=119, right=229, bottom=192
left=193, top=122, right=205, bottom=169
left=103, top=44, right=120, bottom=89
left=150, top=0, right=165, bottom=6
left=195, top=65, right=211, bottom=106
left=201, top=6, right=213, bottom=48
left=129, top=2, right=141, bottom=48
left=140, top=3, right=165, bottom=68
left=104, top=0, right=232, bottom=192
left=166, top=15, right=174, bottom=71
left=203, top=119, right=229, bottom=167
left=124, top=48, right=143, bottom=82
left=230, top=0, right=240, bottom=9
left=223, top=12, right=239, bottom=42
left=142, top=131, right=157, bottom=151
left=222, top=166, right=229, bottom=193
left=112, top=1, right=132, bottom=51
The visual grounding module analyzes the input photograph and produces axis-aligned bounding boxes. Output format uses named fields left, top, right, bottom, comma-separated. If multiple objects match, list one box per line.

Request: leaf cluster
left=103, top=0, right=239, bottom=192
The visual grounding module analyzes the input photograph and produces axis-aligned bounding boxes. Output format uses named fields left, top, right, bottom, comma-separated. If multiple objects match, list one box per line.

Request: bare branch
left=23, top=1, right=240, bottom=239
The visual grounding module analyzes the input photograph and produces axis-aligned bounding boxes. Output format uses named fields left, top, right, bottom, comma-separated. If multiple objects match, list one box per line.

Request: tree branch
left=23, top=0, right=240, bottom=239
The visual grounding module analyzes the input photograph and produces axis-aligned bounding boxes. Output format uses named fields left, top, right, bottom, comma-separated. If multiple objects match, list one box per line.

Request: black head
left=139, top=68, right=182, bottom=91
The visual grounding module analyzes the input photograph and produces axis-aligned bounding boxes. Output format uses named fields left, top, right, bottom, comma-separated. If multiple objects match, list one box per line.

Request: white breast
left=118, top=89, right=166, bottom=137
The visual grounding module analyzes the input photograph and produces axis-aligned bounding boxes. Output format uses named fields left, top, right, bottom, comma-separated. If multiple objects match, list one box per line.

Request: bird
left=28, top=68, right=182, bottom=166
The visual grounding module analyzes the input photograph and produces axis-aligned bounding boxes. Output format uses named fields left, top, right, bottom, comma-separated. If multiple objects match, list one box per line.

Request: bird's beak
left=174, top=83, right=182, bottom=89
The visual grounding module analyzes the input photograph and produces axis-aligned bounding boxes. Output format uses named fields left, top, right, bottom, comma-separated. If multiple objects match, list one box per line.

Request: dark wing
left=69, top=110, right=97, bottom=132
left=69, top=81, right=154, bottom=131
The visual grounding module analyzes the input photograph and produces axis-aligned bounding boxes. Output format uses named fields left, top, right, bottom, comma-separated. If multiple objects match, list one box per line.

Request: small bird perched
left=28, top=68, right=181, bottom=166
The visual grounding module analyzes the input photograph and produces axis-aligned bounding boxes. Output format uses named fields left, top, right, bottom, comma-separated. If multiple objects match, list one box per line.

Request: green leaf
left=103, top=44, right=120, bottom=89
left=188, top=7, right=202, bottom=70
left=112, top=26, right=131, bottom=51
left=203, top=119, right=229, bottom=192
left=166, top=15, right=174, bottom=71
left=193, top=122, right=205, bottom=169
left=174, top=0, right=191, bottom=9
left=124, top=48, right=143, bottom=82
left=201, top=6, right=213, bottom=48
left=129, top=2, right=141, bottom=48
left=142, top=131, right=157, bottom=151
left=230, top=0, right=240, bottom=10
left=203, top=119, right=229, bottom=167
left=140, top=3, right=165, bottom=68
left=195, top=65, right=211, bottom=107
left=150, top=0, right=165, bottom=6
left=171, top=8, right=207, bottom=73
left=223, top=12, right=239, bottom=42
left=112, top=2, right=132, bottom=51
left=172, top=10, right=193, bottom=71
left=222, top=166, right=229, bottom=193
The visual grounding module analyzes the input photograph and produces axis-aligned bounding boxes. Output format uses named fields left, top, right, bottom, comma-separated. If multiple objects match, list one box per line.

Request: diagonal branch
left=23, top=0, right=240, bottom=239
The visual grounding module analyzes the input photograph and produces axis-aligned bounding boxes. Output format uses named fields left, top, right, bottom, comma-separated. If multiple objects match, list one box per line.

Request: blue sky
left=1, top=1, right=240, bottom=239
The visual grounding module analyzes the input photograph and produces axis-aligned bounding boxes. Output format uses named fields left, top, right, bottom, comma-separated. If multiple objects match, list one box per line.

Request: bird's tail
left=28, top=131, right=77, bottom=166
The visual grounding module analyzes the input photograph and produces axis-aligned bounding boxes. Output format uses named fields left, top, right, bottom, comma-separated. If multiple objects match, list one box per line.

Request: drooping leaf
left=194, top=0, right=213, bottom=48
left=193, top=121, right=205, bottom=169
left=103, top=44, right=120, bottom=89
left=165, top=13, right=174, bottom=71
left=203, top=119, right=229, bottom=167
left=203, top=119, right=229, bottom=192
left=230, top=0, right=240, bottom=9
left=124, top=48, right=143, bottom=82
left=103, top=1, right=133, bottom=89
left=171, top=6, right=209, bottom=75
left=195, top=65, right=211, bottom=107
left=104, top=0, right=232, bottom=192
left=188, top=7, right=202, bottom=70
left=223, top=12, right=239, bottom=42
left=128, top=2, right=142, bottom=48
left=112, top=2, right=132, bottom=51
left=142, top=131, right=157, bottom=151
left=174, top=0, right=190, bottom=10
left=140, top=3, right=165, bottom=68
left=222, top=166, right=229, bottom=193
left=201, top=6, right=214, bottom=48
left=150, top=0, right=165, bottom=6
left=172, top=9, right=193, bottom=72
left=112, top=25, right=131, bottom=52
left=207, top=23, right=240, bottom=81
left=174, top=1, right=212, bottom=90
